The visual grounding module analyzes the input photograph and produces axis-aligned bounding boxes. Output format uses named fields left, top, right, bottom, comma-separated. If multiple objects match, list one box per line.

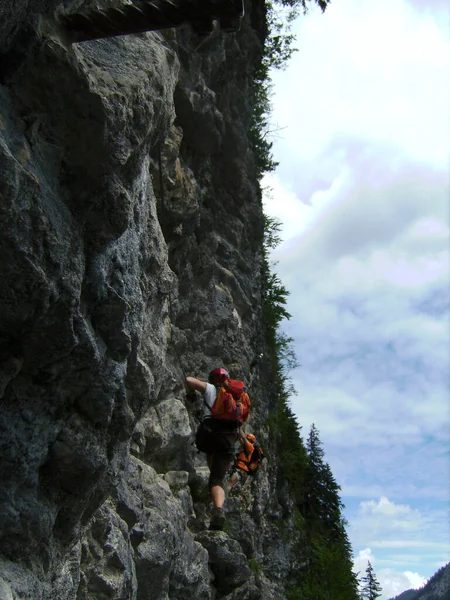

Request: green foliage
left=248, top=80, right=279, bottom=178
left=263, top=213, right=283, bottom=250
left=262, top=215, right=293, bottom=363
left=270, top=389, right=308, bottom=503
left=304, top=424, right=345, bottom=540
left=276, top=0, right=329, bottom=14
left=290, top=426, right=360, bottom=600
left=248, top=557, right=263, bottom=575
left=269, top=412, right=360, bottom=600
left=263, top=272, right=291, bottom=325
left=260, top=158, right=358, bottom=600
left=287, top=534, right=359, bottom=600
left=276, top=330, right=299, bottom=379
left=262, top=214, right=307, bottom=501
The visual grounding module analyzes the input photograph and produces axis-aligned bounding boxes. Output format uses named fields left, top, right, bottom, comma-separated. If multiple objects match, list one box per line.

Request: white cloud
left=354, top=547, right=377, bottom=571
left=269, top=0, right=450, bottom=168
left=262, top=174, right=311, bottom=242
left=265, top=146, right=449, bottom=294
left=340, top=456, right=450, bottom=502
left=264, top=0, right=450, bottom=585
left=347, top=498, right=450, bottom=580
left=360, top=497, right=421, bottom=522
left=378, top=569, right=427, bottom=599
left=372, top=541, right=450, bottom=550
left=351, top=497, right=425, bottom=541
left=269, top=150, right=450, bottom=457
left=383, top=555, right=422, bottom=565
left=407, top=217, right=449, bottom=243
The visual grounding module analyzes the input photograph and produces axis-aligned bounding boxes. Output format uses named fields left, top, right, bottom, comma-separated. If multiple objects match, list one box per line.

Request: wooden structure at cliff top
left=60, top=0, right=244, bottom=43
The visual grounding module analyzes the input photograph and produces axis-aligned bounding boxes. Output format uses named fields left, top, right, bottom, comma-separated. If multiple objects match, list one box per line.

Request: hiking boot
left=209, top=506, right=225, bottom=530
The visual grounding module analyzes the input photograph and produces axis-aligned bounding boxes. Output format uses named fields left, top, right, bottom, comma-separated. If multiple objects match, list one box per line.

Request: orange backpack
left=211, top=379, right=250, bottom=424
left=247, top=445, right=264, bottom=472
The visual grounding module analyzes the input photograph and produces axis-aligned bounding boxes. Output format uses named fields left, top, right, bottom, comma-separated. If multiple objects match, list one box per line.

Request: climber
left=185, top=367, right=250, bottom=530
left=227, top=433, right=263, bottom=493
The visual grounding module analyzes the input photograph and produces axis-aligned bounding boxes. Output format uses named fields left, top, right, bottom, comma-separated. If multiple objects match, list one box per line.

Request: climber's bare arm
left=185, top=377, right=207, bottom=394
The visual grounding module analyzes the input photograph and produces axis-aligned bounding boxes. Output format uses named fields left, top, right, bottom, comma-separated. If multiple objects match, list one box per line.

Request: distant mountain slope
left=390, top=590, right=420, bottom=600
left=389, top=563, right=450, bottom=600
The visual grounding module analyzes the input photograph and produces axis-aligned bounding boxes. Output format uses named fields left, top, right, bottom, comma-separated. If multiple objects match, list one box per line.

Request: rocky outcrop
left=0, top=1, right=299, bottom=598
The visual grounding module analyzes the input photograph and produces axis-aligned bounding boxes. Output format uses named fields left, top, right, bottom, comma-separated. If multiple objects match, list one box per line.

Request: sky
left=261, top=0, right=450, bottom=597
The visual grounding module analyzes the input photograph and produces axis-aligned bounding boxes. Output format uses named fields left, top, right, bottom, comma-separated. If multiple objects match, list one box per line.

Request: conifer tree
left=297, top=425, right=359, bottom=600
left=304, top=423, right=343, bottom=532
left=360, top=561, right=382, bottom=600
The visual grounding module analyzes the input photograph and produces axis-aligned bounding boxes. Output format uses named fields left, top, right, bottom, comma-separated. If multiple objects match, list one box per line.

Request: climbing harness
left=59, top=0, right=244, bottom=44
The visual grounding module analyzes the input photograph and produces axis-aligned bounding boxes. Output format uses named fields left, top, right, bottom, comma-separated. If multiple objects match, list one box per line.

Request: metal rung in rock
left=59, top=0, right=244, bottom=43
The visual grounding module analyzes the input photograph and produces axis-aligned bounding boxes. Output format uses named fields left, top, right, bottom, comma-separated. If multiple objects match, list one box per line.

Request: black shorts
left=209, top=453, right=235, bottom=488
left=195, top=419, right=238, bottom=455
left=196, top=420, right=238, bottom=487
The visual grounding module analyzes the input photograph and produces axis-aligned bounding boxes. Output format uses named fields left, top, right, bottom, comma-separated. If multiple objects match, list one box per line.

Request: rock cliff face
left=0, top=2, right=298, bottom=598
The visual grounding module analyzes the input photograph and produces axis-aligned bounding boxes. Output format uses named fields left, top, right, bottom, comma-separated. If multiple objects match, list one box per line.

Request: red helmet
left=208, top=367, right=229, bottom=385
left=246, top=433, right=256, bottom=443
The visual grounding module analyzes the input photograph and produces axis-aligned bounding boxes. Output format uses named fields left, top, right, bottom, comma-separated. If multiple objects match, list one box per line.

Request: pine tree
left=304, top=423, right=343, bottom=534
left=360, top=561, right=382, bottom=600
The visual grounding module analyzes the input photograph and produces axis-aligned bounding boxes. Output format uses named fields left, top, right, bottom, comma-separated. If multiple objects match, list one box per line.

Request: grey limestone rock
left=0, top=0, right=297, bottom=598
left=0, top=579, right=13, bottom=600
left=195, top=531, right=253, bottom=595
